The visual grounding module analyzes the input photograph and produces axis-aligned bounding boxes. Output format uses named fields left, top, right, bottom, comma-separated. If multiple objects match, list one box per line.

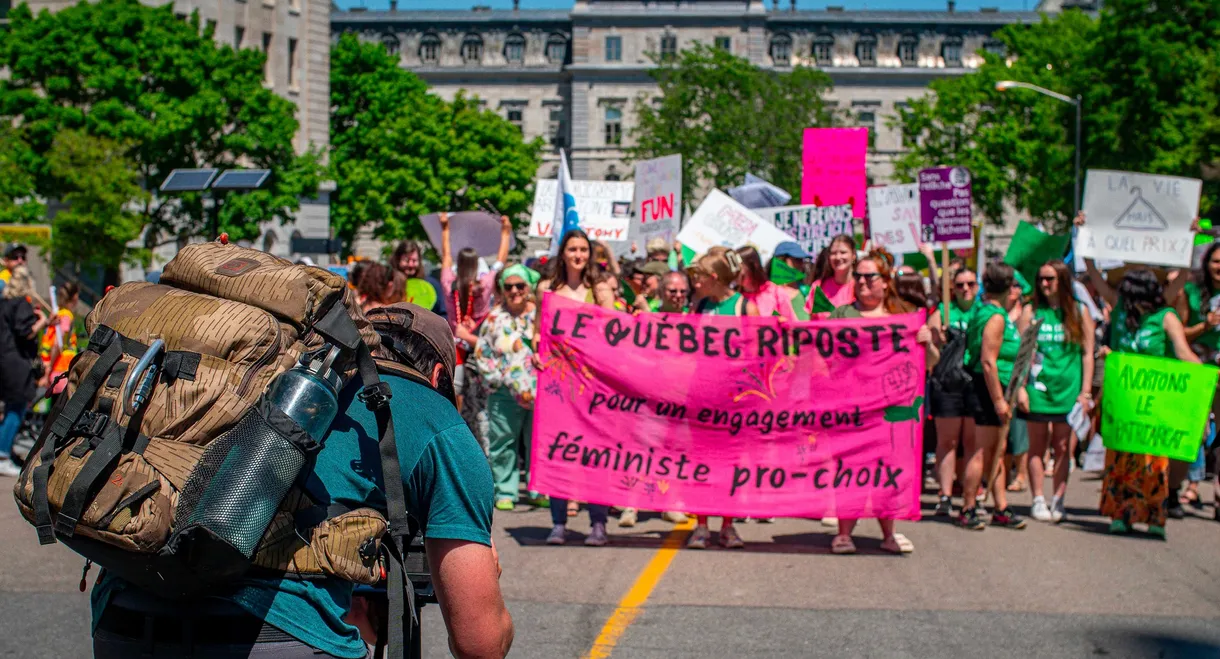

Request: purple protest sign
left=918, top=167, right=973, bottom=244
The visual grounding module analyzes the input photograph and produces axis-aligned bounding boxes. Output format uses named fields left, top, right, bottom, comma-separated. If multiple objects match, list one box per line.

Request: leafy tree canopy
left=629, top=43, right=839, bottom=206
left=0, top=0, right=321, bottom=265
left=330, top=33, right=542, bottom=248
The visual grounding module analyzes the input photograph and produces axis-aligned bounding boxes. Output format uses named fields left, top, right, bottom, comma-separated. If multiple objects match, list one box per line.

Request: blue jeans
left=0, top=407, right=26, bottom=458
left=549, top=499, right=608, bottom=527
left=1188, top=421, right=1217, bottom=483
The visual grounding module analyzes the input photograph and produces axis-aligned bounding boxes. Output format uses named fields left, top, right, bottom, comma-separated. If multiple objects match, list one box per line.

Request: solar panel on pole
left=212, top=169, right=271, bottom=190
left=160, top=169, right=219, bottom=192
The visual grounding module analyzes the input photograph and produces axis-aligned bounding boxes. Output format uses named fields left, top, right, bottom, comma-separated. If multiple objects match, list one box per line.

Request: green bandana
left=770, top=258, right=805, bottom=286
left=499, top=264, right=540, bottom=288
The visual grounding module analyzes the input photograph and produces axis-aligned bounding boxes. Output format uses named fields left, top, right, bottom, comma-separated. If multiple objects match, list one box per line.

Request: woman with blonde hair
left=686, top=247, right=759, bottom=549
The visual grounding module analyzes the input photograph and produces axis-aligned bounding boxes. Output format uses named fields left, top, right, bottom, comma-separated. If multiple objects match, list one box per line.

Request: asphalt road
left=4, top=472, right=1220, bottom=658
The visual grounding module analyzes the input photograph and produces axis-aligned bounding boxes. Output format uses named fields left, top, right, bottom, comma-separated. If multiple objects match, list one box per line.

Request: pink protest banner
left=529, top=294, right=926, bottom=520
left=801, top=127, right=868, bottom=219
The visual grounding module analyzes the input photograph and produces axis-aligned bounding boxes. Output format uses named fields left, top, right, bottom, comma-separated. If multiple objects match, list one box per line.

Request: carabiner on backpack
left=123, top=339, right=166, bottom=417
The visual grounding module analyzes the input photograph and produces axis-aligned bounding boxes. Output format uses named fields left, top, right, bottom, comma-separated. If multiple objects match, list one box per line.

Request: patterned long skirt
left=1100, top=449, right=1169, bottom=527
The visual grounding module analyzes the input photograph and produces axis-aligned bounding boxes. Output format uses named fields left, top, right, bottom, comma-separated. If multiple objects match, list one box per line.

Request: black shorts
left=1016, top=411, right=1069, bottom=424
left=929, top=377, right=975, bottom=419
left=970, top=371, right=1003, bottom=427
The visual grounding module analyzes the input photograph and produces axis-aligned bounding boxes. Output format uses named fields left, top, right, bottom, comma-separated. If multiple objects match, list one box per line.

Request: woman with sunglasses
left=805, top=235, right=857, bottom=319
left=929, top=268, right=980, bottom=516
left=685, top=247, right=759, bottom=549
left=535, top=229, right=617, bottom=546
left=958, top=263, right=1026, bottom=531
left=1017, top=260, right=1095, bottom=523
left=827, top=249, right=938, bottom=554
left=1177, top=242, right=1220, bottom=513
left=474, top=265, right=544, bottom=512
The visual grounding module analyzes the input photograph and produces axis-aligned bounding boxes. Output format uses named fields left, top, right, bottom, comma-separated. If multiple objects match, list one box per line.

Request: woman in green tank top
left=957, top=263, right=1026, bottom=531
left=929, top=267, right=980, bottom=517
left=1083, top=262, right=1201, bottom=538
left=1017, top=260, right=1095, bottom=523
left=685, top=247, right=758, bottom=550
left=1178, top=242, right=1220, bottom=362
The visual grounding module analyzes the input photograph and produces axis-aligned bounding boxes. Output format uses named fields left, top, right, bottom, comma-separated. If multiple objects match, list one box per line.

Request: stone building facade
left=22, top=0, right=334, bottom=273
left=332, top=1, right=1046, bottom=190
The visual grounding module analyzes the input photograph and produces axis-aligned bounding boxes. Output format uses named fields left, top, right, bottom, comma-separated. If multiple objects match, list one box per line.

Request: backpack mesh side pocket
left=163, top=398, right=318, bottom=581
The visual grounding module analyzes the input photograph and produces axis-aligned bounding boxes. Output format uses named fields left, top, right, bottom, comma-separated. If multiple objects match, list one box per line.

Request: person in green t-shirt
left=1017, top=260, right=1095, bottom=524
left=959, top=262, right=1027, bottom=532
left=1084, top=258, right=1201, bottom=538
left=929, top=267, right=980, bottom=517
left=686, top=247, right=758, bottom=550
left=827, top=249, right=940, bottom=556
left=1179, top=242, right=1220, bottom=363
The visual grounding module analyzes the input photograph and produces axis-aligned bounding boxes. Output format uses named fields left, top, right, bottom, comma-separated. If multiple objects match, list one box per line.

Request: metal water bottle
left=266, top=345, right=343, bottom=440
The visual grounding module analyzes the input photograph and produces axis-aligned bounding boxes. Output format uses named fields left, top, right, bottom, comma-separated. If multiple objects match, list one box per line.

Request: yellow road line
left=582, top=519, right=695, bottom=659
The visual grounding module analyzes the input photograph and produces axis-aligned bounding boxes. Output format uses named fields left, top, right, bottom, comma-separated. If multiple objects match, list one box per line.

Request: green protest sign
left=1003, top=222, right=1071, bottom=286
left=1101, top=353, right=1219, bottom=461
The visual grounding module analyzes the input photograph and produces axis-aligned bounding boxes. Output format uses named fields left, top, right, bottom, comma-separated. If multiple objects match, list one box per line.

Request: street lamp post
left=995, top=80, right=1083, bottom=216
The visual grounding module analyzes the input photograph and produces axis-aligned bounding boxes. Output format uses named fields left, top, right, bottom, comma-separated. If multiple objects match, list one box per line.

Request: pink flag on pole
left=801, top=127, right=869, bottom=219
left=529, top=294, right=926, bottom=520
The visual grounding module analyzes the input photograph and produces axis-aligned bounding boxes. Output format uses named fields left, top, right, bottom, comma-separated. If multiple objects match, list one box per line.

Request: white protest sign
left=529, top=179, right=635, bottom=245
left=868, top=183, right=973, bottom=253
left=756, top=204, right=852, bottom=257
left=629, top=154, right=682, bottom=248
left=675, top=189, right=791, bottom=264
left=1076, top=169, right=1201, bottom=268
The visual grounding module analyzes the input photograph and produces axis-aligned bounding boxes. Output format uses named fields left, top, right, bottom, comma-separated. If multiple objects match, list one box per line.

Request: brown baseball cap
left=365, top=303, right=457, bottom=391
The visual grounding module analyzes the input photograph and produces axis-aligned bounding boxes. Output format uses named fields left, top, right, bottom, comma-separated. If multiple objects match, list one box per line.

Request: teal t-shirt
left=967, top=302, right=1020, bottom=386
left=90, top=375, right=495, bottom=658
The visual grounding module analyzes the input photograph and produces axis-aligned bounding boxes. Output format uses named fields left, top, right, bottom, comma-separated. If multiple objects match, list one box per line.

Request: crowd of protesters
left=4, top=206, right=1217, bottom=554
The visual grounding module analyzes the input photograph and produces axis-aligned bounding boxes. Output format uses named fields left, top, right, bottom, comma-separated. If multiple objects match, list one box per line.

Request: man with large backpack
left=14, top=244, right=512, bottom=658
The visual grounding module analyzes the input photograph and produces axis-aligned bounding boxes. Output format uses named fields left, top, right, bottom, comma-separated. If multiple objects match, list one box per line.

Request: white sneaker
left=661, top=511, right=688, bottom=523
left=1031, top=496, right=1052, bottom=522
left=0, top=459, right=21, bottom=477
left=618, top=507, right=638, bottom=528
left=1051, top=496, right=1066, bottom=523
left=820, top=517, right=839, bottom=527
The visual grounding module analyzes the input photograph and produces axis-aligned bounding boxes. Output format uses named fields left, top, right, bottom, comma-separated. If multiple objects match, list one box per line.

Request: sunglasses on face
left=1038, top=276, right=1056, bottom=283
left=666, top=288, right=688, bottom=295
left=504, top=282, right=528, bottom=292
left=954, top=281, right=978, bottom=290
left=852, top=272, right=881, bottom=282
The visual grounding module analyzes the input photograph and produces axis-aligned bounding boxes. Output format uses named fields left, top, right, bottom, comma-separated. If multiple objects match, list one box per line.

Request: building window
left=461, top=34, right=483, bottom=63
left=715, top=36, right=731, bottom=51
left=984, top=38, right=1006, bottom=57
left=660, top=34, right=677, bottom=62
left=547, top=106, right=565, bottom=148
left=205, top=19, right=216, bottom=36
left=605, top=164, right=621, bottom=181
left=853, top=101, right=880, bottom=136
left=506, top=107, right=524, bottom=133
left=262, top=32, right=273, bottom=83
left=381, top=34, right=400, bottom=56
left=770, top=34, right=792, bottom=66
left=605, top=35, right=622, bottom=62
left=235, top=25, right=245, bottom=48
left=420, top=33, right=441, bottom=64
left=287, top=37, right=298, bottom=88
left=604, top=106, right=622, bottom=146
left=855, top=36, right=876, bottom=66
left=895, top=101, right=912, bottom=147
left=504, top=33, right=525, bottom=63
left=941, top=38, right=963, bottom=67
left=897, top=35, right=918, bottom=66
left=812, top=33, right=834, bottom=66
left=546, top=34, right=567, bottom=63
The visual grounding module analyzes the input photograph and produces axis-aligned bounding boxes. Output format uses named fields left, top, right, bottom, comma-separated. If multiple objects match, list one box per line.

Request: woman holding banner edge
left=1077, top=212, right=1198, bottom=534
left=806, top=235, right=857, bottom=319
left=828, top=248, right=939, bottom=555
left=1017, top=260, right=1095, bottom=523
left=534, top=229, right=618, bottom=546
left=959, top=263, right=1027, bottom=531
left=1177, top=241, right=1220, bottom=516
left=686, top=247, right=760, bottom=549
left=930, top=267, right=980, bottom=518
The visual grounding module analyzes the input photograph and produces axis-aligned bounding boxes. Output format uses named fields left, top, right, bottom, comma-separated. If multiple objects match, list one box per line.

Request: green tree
left=894, top=3, right=1220, bottom=227
left=0, top=0, right=321, bottom=258
left=0, top=125, right=45, bottom=225
left=629, top=43, right=838, bottom=205
left=330, top=34, right=543, bottom=247
left=46, top=130, right=149, bottom=272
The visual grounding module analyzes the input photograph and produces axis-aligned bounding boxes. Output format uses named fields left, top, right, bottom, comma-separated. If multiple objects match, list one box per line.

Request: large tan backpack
left=13, top=243, right=420, bottom=656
